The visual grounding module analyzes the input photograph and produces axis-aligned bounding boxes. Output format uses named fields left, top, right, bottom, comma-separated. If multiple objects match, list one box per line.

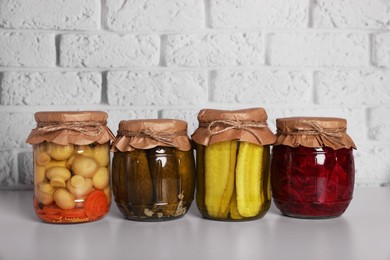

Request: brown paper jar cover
left=26, top=111, right=115, bottom=145
left=112, top=119, right=192, bottom=152
left=191, top=107, right=276, bottom=146
left=274, top=117, right=356, bottom=150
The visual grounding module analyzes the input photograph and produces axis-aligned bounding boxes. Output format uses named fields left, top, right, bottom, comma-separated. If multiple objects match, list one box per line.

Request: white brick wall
left=373, top=33, right=390, bottom=68
left=268, top=33, right=369, bottom=67
left=0, top=0, right=389, bottom=189
left=312, top=0, right=390, bottom=29
left=59, top=34, right=160, bottom=67
left=107, top=71, right=207, bottom=106
left=105, top=0, right=205, bottom=32
left=0, top=32, right=55, bottom=67
left=212, top=70, right=312, bottom=104
left=0, top=0, right=100, bottom=30
left=1, top=72, right=102, bottom=105
left=209, top=0, right=308, bottom=29
left=165, top=33, right=265, bottom=67
left=316, top=70, right=390, bottom=105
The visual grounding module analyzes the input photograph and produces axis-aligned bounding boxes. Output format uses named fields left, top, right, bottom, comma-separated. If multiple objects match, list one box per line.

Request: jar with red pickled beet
left=26, top=111, right=115, bottom=223
left=271, top=117, right=356, bottom=218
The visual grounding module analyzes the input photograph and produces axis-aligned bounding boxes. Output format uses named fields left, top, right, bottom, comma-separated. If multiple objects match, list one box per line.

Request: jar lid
left=112, top=119, right=192, bottom=152
left=274, top=117, right=356, bottom=149
left=26, top=111, right=115, bottom=145
left=191, top=107, right=276, bottom=146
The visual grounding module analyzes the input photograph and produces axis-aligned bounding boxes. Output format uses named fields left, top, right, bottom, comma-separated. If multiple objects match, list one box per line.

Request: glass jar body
left=271, top=146, right=355, bottom=218
left=112, top=147, right=195, bottom=221
left=33, top=141, right=111, bottom=223
left=195, top=141, right=271, bottom=221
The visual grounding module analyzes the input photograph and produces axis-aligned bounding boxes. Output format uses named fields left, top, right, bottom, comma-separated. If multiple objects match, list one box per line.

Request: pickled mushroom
left=45, top=160, right=67, bottom=170
left=36, top=151, right=51, bottom=165
left=46, top=166, right=71, bottom=188
left=74, top=145, right=94, bottom=157
left=54, top=188, right=76, bottom=210
left=72, top=156, right=99, bottom=178
left=36, top=182, right=54, bottom=205
left=47, top=143, right=74, bottom=161
left=34, top=165, right=46, bottom=185
left=93, top=144, right=110, bottom=167
left=67, top=175, right=93, bottom=198
left=92, top=167, right=110, bottom=190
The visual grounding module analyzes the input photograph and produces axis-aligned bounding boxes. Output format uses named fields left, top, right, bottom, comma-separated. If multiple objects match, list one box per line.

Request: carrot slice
left=43, top=213, right=63, bottom=221
left=61, top=208, right=87, bottom=219
left=42, top=205, right=61, bottom=215
left=37, top=211, right=63, bottom=223
left=84, top=190, right=108, bottom=219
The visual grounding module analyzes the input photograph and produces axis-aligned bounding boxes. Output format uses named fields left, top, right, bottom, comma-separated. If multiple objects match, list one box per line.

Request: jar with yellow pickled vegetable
left=192, top=108, right=276, bottom=221
left=111, top=119, right=195, bottom=221
left=26, top=111, right=115, bottom=223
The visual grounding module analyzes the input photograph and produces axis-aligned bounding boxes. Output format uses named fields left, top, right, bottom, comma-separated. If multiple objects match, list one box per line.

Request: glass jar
left=192, top=108, right=276, bottom=221
left=271, top=117, right=356, bottom=218
left=111, top=119, right=195, bottom=221
left=26, top=111, right=115, bottom=223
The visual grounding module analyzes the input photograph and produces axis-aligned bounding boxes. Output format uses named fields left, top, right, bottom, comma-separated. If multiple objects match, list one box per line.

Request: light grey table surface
left=0, top=188, right=389, bottom=260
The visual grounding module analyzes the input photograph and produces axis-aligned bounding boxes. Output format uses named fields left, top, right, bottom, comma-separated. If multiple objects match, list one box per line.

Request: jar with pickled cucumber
left=192, top=108, right=276, bottom=221
left=111, top=119, right=195, bottom=221
left=271, top=117, right=356, bottom=219
left=26, top=111, right=115, bottom=223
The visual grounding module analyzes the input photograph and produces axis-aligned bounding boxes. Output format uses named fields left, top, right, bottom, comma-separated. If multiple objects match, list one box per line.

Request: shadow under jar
left=111, top=119, right=195, bottom=221
left=26, top=111, right=115, bottom=224
left=192, top=108, right=276, bottom=221
left=271, top=117, right=356, bottom=219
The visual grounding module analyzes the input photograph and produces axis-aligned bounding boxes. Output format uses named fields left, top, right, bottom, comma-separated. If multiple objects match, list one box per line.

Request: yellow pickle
left=26, top=111, right=115, bottom=224
left=192, top=108, right=276, bottom=221
left=111, top=119, right=195, bottom=221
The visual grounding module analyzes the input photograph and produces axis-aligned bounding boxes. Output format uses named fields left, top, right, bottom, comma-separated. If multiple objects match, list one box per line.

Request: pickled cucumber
left=204, top=141, right=237, bottom=218
left=235, top=142, right=264, bottom=217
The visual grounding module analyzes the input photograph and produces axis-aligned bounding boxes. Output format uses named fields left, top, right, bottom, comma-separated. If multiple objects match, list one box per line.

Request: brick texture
left=0, top=150, right=15, bottom=187
left=210, top=0, right=308, bottom=29
left=355, top=145, right=390, bottom=184
left=313, top=0, right=390, bottom=29
left=166, top=33, right=264, bottom=67
left=212, top=70, right=312, bottom=104
left=105, top=0, right=204, bottom=31
left=0, top=0, right=100, bottom=30
left=0, top=32, right=55, bottom=67
left=268, top=33, right=369, bottom=67
left=161, top=109, right=200, bottom=135
left=368, top=107, right=390, bottom=141
left=18, top=152, right=33, bottom=185
left=0, top=112, right=35, bottom=149
left=107, top=71, right=207, bottom=105
left=316, top=70, right=390, bottom=105
left=107, top=109, right=158, bottom=131
left=59, top=34, right=160, bottom=67
left=0, top=72, right=102, bottom=105
left=373, top=33, right=390, bottom=68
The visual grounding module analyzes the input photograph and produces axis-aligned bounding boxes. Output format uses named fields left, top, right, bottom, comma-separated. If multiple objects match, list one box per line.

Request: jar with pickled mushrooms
left=192, top=108, right=276, bottom=221
left=271, top=117, right=356, bottom=218
left=26, top=111, right=115, bottom=223
left=111, top=119, right=195, bottom=221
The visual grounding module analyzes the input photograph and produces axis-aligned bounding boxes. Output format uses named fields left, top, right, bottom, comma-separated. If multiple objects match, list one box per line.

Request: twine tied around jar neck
left=199, top=119, right=267, bottom=143
left=278, top=121, right=345, bottom=139
left=37, top=121, right=106, bottom=137
left=118, top=128, right=187, bottom=146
